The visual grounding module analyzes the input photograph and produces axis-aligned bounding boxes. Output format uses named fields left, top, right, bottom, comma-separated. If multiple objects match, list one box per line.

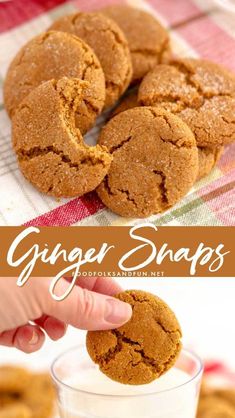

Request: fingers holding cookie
left=12, top=77, right=112, bottom=198
left=49, top=12, right=133, bottom=108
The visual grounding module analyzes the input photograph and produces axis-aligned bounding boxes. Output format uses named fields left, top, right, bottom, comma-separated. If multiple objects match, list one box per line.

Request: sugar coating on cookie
left=86, top=290, right=182, bottom=385
left=111, top=90, right=224, bottom=180
left=97, top=106, right=198, bottom=218
left=4, top=31, right=105, bottom=133
left=100, top=5, right=171, bottom=83
left=197, top=146, right=223, bottom=180
left=139, top=59, right=235, bottom=147
left=0, top=366, right=31, bottom=394
left=49, top=12, right=133, bottom=108
left=12, top=78, right=112, bottom=198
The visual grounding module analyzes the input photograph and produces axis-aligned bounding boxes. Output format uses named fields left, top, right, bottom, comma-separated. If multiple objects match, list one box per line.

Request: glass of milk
left=51, top=345, right=203, bottom=418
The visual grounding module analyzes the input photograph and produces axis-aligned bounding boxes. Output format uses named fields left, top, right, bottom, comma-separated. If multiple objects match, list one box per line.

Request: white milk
left=58, top=366, right=198, bottom=418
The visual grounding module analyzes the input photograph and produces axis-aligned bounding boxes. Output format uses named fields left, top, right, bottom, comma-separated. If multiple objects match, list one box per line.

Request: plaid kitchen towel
left=0, top=0, right=234, bottom=226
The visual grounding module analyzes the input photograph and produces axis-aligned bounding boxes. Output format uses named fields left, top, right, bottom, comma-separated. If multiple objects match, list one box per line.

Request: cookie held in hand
left=86, top=290, right=182, bottom=385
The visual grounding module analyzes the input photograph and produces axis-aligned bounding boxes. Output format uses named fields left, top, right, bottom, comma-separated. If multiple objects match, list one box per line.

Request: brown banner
left=0, top=225, right=233, bottom=278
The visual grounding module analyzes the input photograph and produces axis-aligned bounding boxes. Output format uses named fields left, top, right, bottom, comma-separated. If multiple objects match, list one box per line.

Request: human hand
left=0, top=277, right=132, bottom=353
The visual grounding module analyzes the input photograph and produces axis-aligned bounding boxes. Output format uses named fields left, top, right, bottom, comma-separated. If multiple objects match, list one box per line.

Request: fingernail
left=28, top=330, right=39, bottom=345
left=105, top=299, right=132, bottom=325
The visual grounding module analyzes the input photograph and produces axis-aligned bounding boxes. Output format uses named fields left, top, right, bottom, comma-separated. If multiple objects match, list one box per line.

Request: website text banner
left=0, top=225, right=233, bottom=278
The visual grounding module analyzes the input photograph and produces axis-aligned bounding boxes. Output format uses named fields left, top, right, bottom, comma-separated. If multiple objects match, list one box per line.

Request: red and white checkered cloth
left=0, top=0, right=234, bottom=226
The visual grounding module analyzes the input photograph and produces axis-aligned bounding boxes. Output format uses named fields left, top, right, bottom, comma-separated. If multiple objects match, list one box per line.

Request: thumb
left=42, top=278, right=132, bottom=331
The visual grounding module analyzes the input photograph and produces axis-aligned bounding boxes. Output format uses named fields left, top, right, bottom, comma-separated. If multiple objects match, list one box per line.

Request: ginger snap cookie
left=212, top=388, right=235, bottom=409
left=111, top=90, right=224, bottom=180
left=197, top=146, right=223, bottom=180
left=111, top=89, right=139, bottom=118
left=23, top=373, right=55, bottom=418
left=96, top=106, right=198, bottom=218
left=100, top=5, right=171, bottom=83
left=0, top=393, right=18, bottom=408
left=86, top=290, right=182, bottom=385
left=0, top=403, right=32, bottom=418
left=197, top=395, right=235, bottom=418
left=49, top=12, right=133, bottom=108
left=138, top=59, right=235, bottom=147
left=12, top=77, right=112, bottom=198
left=4, top=30, right=105, bottom=133
left=0, top=366, right=30, bottom=394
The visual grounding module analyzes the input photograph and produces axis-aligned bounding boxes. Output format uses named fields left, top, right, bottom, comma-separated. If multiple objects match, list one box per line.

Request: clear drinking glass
left=51, top=345, right=203, bottom=418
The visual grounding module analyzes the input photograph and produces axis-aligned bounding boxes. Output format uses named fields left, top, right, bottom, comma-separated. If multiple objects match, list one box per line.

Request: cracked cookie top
left=139, top=58, right=235, bottom=147
left=12, top=77, right=112, bottom=198
left=111, top=90, right=224, bottom=181
left=49, top=12, right=133, bottom=108
left=4, top=30, right=106, bottom=134
left=96, top=106, right=198, bottom=218
left=86, top=290, right=182, bottom=385
left=100, top=5, right=171, bottom=83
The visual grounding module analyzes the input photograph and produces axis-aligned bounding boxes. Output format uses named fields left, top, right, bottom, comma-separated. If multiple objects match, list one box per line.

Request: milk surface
left=58, top=366, right=198, bottom=418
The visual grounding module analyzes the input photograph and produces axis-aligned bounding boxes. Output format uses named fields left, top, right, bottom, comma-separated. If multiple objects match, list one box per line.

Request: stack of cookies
left=4, top=5, right=235, bottom=218
left=0, top=366, right=55, bottom=418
